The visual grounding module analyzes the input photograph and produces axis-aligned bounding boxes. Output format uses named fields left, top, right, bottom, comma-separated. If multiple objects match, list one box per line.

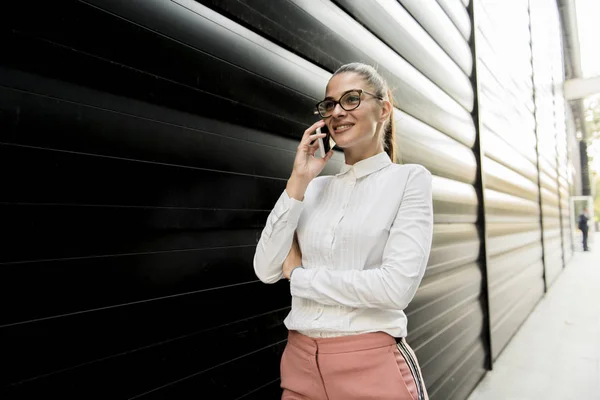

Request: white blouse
left=253, top=152, right=433, bottom=338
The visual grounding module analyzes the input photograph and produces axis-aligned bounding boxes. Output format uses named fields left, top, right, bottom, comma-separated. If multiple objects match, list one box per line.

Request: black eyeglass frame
left=314, top=89, right=385, bottom=117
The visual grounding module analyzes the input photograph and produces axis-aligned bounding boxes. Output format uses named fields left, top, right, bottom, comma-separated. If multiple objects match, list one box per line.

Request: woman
left=254, top=63, right=433, bottom=400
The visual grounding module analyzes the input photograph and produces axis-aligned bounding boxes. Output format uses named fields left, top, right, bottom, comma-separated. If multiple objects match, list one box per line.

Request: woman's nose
left=331, top=103, right=346, bottom=118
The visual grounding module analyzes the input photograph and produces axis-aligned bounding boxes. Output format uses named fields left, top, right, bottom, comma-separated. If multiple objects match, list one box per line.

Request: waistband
left=287, top=330, right=398, bottom=355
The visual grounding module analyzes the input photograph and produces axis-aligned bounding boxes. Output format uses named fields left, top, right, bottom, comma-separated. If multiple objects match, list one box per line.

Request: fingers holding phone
left=290, top=121, right=335, bottom=187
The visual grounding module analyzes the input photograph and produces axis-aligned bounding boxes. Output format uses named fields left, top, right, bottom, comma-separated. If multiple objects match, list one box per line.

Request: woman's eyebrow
left=323, top=89, right=361, bottom=100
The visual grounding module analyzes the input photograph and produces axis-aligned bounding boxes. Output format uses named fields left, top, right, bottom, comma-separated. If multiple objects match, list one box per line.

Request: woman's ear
left=379, top=100, right=392, bottom=122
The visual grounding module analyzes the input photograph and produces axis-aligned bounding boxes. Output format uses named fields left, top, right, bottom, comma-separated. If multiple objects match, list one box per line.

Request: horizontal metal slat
left=334, top=0, right=474, bottom=109
left=487, top=241, right=543, bottom=288
left=396, top=110, right=477, bottom=183
left=487, top=223, right=542, bottom=256
left=436, top=0, right=472, bottom=40
left=432, top=176, right=478, bottom=223
left=481, top=129, right=538, bottom=181
left=426, top=224, right=480, bottom=277
left=285, top=0, right=476, bottom=145
left=484, top=157, right=539, bottom=202
left=485, top=189, right=541, bottom=223
left=399, top=0, right=473, bottom=75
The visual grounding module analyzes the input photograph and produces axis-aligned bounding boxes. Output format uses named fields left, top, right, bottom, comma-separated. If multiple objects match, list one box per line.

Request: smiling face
left=324, top=72, right=391, bottom=164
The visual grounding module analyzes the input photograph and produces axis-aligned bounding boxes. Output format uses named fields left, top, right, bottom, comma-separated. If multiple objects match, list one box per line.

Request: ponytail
left=384, top=89, right=397, bottom=163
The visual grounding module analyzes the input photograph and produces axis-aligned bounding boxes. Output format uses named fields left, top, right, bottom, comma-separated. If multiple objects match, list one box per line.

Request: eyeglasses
left=314, top=89, right=384, bottom=118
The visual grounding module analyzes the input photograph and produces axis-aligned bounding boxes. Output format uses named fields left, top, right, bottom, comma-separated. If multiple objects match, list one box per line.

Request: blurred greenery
left=584, top=95, right=600, bottom=143
left=594, top=175, right=600, bottom=222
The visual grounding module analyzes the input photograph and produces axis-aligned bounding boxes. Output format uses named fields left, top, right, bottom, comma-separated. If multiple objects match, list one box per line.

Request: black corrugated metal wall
left=0, top=0, right=574, bottom=399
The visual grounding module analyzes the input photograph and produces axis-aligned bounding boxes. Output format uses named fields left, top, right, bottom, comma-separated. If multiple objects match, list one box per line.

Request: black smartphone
left=316, top=125, right=335, bottom=158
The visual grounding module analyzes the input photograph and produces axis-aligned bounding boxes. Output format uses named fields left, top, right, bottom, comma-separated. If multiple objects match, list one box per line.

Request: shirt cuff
left=290, top=268, right=316, bottom=298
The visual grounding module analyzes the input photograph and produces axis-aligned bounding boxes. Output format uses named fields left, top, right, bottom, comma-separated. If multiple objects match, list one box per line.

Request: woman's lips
left=333, top=124, right=353, bottom=133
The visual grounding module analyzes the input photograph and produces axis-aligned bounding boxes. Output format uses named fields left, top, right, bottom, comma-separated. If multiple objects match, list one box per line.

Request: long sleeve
left=253, top=189, right=304, bottom=283
left=290, top=166, right=433, bottom=310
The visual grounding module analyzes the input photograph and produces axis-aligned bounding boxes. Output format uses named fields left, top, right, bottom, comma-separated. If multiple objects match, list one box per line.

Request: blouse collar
left=337, top=152, right=392, bottom=179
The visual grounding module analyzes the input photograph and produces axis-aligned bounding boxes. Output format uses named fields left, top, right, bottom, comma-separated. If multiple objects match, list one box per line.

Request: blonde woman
left=254, top=63, right=433, bottom=400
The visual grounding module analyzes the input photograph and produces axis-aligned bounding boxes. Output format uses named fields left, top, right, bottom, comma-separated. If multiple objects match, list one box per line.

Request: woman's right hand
left=286, top=120, right=334, bottom=200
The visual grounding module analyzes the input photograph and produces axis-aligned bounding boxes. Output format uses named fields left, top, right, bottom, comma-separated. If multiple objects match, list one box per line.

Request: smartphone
left=316, top=125, right=335, bottom=158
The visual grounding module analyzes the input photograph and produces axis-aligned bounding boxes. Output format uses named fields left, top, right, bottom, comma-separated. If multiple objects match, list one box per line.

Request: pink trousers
left=280, top=330, right=429, bottom=400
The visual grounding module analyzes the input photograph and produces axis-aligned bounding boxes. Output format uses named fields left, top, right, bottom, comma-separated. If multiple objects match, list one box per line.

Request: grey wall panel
left=475, top=0, right=563, bottom=372
left=421, top=307, right=485, bottom=395
left=489, top=265, right=544, bottom=359
left=559, top=182, right=570, bottom=200
left=432, top=176, right=479, bottom=223
left=558, top=167, right=570, bottom=183
left=485, top=189, right=540, bottom=223
left=482, top=122, right=533, bottom=157
left=426, top=224, right=480, bottom=277
left=334, top=0, right=474, bottom=110
left=436, top=0, right=472, bottom=40
left=486, top=224, right=542, bottom=257
left=396, top=110, right=477, bottom=184
left=487, top=246, right=544, bottom=361
left=542, top=212, right=561, bottom=226
left=406, top=263, right=483, bottom=395
left=477, top=62, right=535, bottom=123
left=408, top=264, right=481, bottom=338
left=479, top=102, right=536, bottom=147
left=530, top=0, right=568, bottom=291
left=540, top=188, right=560, bottom=207
left=398, top=0, right=473, bottom=75
left=540, top=171, right=559, bottom=192
left=197, top=0, right=476, bottom=147
left=478, top=90, right=536, bottom=141
left=487, top=68, right=537, bottom=114
left=489, top=261, right=544, bottom=332
left=539, top=156, right=559, bottom=180
left=480, top=113, right=537, bottom=165
left=487, top=242, right=543, bottom=287
left=563, top=230, right=573, bottom=262
left=483, top=157, right=539, bottom=202
left=475, top=30, right=535, bottom=114
left=544, top=249, right=563, bottom=287
left=441, top=344, right=487, bottom=400
left=544, top=228, right=562, bottom=244
left=481, top=129, right=538, bottom=181
left=544, top=234, right=563, bottom=289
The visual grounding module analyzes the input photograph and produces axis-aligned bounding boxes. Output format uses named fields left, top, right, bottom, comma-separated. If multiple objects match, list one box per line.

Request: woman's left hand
left=283, top=235, right=302, bottom=280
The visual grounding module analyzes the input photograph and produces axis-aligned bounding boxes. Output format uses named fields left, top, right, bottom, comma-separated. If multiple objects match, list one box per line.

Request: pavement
left=467, top=232, right=600, bottom=400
